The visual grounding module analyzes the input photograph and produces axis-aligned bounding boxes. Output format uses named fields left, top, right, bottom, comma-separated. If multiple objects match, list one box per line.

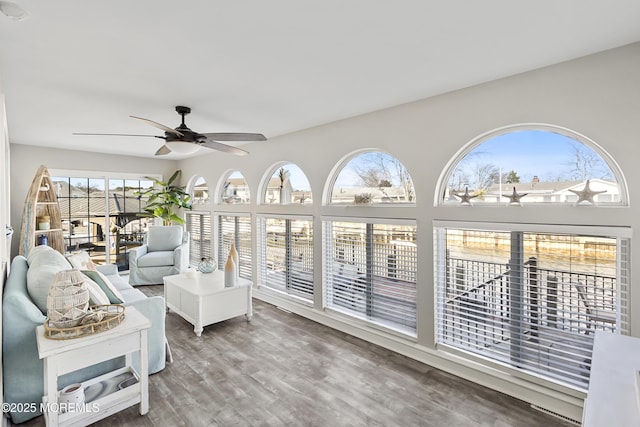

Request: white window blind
left=217, top=214, right=252, bottom=279
left=186, top=211, right=212, bottom=267
left=324, top=220, right=417, bottom=336
left=434, top=223, right=630, bottom=391
left=259, top=216, right=314, bottom=301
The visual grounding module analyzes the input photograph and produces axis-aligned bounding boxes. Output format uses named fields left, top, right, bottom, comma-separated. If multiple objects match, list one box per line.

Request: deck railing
left=441, top=256, right=617, bottom=388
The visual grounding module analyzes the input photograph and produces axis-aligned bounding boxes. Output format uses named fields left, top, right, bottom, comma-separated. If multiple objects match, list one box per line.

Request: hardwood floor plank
left=15, top=285, right=574, bottom=427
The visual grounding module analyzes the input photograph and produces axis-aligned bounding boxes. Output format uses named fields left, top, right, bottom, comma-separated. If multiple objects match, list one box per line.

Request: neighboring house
left=471, top=178, right=620, bottom=204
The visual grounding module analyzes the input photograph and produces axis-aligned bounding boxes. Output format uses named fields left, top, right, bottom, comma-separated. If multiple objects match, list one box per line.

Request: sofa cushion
left=81, top=270, right=124, bottom=304
left=137, top=251, right=175, bottom=267
left=82, top=277, right=111, bottom=305
left=26, top=246, right=72, bottom=313
left=66, top=251, right=97, bottom=271
left=119, top=288, right=148, bottom=304
left=147, top=226, right=183, bottom=252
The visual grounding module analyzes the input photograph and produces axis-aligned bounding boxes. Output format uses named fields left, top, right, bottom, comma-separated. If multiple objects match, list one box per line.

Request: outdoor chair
left=573, top=282, right=616, bottom=333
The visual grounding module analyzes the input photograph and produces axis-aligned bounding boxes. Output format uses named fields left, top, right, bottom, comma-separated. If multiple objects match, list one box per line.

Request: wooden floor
left=19, top=285, right=574, bottom=427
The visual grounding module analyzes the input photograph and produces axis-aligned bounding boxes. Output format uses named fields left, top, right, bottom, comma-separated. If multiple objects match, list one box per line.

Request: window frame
left=434, top=123, right=629, bottom=207
left=433, top=219, right=631, bottom=392
left=215, top=212, right=252, bottom=280
left=50, top=169, right=159, bottom=269
left=324, top=149, right=417, bottom=207
left=323, top=216, right=418, bottom=338
left=186, top=210, right=212, bottom=267
left=258, top=214, right=315, bottom=303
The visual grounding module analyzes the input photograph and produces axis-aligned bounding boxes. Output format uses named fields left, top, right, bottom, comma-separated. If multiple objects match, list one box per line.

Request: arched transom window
left=219, top=170, right=250, bottom=204
left=439, top=127, right=626, bottom=206
left=263, top=163, right=312, bottom=205
left=329, top=151, right=415, bottom=205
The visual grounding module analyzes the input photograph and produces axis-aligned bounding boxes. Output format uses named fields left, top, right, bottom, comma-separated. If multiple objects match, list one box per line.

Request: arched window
left=329, top=150, right=415, bottom=205
left=262, top=163, right=312, bottom=205
left=438, top=126, right=626, bottom=206
left=323, top=150, right=417, bottom=336
left=187, top=175, right=209, bottom=205
left=219, top=170, right=250, bottom=204
left=433, top=124, right=630, bottom=392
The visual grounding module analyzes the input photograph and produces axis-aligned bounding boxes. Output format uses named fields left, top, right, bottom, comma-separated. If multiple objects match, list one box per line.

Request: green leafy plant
left=135, top=170, right=192, bottom=225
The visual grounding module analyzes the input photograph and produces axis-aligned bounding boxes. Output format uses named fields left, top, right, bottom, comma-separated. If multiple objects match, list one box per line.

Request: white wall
left=0, top=80, right=7, bottom=427
left=174, top=42, right=640, bottom=420
left=8, top=144, right=178, bottom=258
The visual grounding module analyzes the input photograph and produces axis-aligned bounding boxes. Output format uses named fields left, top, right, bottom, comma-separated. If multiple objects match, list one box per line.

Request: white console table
left=582, top=331, right=640, bottom=426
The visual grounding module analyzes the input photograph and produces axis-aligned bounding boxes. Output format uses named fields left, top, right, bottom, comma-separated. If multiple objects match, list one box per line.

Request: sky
left=453, top=129, right=614, bottom=183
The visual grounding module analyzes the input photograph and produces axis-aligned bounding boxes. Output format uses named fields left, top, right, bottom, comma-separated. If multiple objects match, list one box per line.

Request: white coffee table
left=163, top=270, right=253, bottom=336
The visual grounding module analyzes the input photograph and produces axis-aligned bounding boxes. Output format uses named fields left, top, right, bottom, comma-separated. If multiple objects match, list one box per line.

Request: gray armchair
left=128, top=225, right=189, bottom=286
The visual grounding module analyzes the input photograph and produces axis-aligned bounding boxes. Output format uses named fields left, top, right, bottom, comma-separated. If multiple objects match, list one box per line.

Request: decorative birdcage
left=46, top=269, right=90, bottom=329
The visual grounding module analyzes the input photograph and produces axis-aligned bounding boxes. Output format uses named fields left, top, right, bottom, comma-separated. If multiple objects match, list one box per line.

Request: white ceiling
left=1, top=0, right=640, bottom=159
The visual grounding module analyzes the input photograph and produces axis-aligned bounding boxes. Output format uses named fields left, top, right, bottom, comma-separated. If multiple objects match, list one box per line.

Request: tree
left=471, top=162, right=499, bottom=192
left=504, top=170, right=520, bottom=184
left=351, top=152, right=414, bottom=201
left=566, top=142, right=612, bottom=181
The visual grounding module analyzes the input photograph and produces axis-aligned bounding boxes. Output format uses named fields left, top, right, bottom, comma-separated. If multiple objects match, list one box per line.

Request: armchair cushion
left=137, top=250, right=175, bottom=267
left=147, top=225, right=183, bottom=252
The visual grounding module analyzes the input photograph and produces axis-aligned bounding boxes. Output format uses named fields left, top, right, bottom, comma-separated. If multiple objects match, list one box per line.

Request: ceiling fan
left=74, top=105, right=267, bottom=156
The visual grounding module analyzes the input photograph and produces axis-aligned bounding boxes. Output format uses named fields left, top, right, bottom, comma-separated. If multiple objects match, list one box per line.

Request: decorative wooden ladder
left=19, top=165, right=65, bottom=256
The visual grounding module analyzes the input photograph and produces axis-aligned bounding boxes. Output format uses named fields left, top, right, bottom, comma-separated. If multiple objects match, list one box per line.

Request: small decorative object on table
left=197, top=256, right=217, bottom=274
left=46, top=269, right=90, bottom=329
left=44, top=304, right=125, bottom=340
left=224, top=254, right=237, bottom=287
left=229, top=243, right=239, bottom=278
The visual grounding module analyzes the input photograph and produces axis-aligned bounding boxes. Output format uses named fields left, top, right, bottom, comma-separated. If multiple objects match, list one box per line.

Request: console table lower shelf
left=36, top=306, right=151, bottom=427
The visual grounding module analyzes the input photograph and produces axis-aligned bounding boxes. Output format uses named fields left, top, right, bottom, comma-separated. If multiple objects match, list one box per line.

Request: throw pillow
left=81, top=270, right=124, bottom=304
left=66, top=251, right=97, bottom=271
left=26, top=246, right=72, bottom=313
left=82, top=276, right=111, bottom=306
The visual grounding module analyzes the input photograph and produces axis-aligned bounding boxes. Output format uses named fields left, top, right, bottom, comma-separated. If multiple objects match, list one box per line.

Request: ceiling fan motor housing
left=167, top=105, right=204, bottom=143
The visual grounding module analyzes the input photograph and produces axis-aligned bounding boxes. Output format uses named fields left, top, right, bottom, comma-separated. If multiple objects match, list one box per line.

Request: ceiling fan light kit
left=0, top=1, right=29, bottom=21
left=75, top=105, right=266, bottom=157
left=165, top=141, right=201, bottom=155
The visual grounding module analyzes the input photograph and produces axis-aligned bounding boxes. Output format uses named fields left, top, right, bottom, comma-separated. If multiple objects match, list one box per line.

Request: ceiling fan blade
left=200, top=140, right=249, bottom=156
left=155, top=145, right=171, bottom=156
left=200, top=132, right=266, bottom=142
left=130, top=116, right=183, bottom=137
left=73, top=133, right=165, bottom=139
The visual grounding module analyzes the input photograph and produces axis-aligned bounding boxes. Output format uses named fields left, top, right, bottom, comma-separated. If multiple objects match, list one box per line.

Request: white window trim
left=433, top=123, right=630, bottom=207
left=257, top=213, right=314, bottom=302
left=323, top=217, right=418, bottom=338
left=433, top=219, right=631, bottom=392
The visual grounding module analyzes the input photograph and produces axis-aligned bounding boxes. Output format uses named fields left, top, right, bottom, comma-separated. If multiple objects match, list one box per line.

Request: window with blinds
left=434, top=222, right=630, bottom=391
left=186, top=211, right=212, bottom=267
left=217, top=214, right=252, bottom=280
left=324, top=220, right=417, bottom=336
left=259, top=216, right=314, bottom=301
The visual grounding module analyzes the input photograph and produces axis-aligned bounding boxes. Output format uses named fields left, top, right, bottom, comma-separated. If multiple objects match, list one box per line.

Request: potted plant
left=278, top=167, right=290, bottom=204
left=135, top=170, right=192, bottom=225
